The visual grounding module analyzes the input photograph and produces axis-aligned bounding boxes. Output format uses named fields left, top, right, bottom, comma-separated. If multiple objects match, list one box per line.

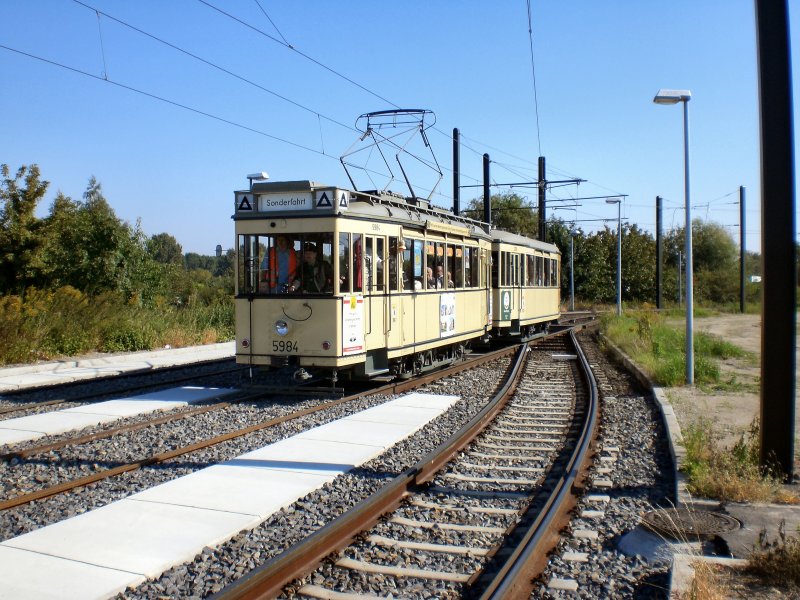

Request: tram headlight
left=275, top=320, right=289, bottom=336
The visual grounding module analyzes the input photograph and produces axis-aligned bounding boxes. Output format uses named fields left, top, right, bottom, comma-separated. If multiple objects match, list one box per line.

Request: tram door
left=363, top=236, right=387, bottom=351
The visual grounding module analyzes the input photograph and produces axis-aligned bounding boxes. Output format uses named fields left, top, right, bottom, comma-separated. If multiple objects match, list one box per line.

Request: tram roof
left=490, top=229, right=561, bottom=254
left=234, top=180, right=492, bottom=240
left=233, top=180, right=557, bottom=252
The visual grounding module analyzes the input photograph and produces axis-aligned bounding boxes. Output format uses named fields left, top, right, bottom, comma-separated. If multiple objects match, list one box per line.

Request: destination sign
left=258, top=192, right=313, bottom=211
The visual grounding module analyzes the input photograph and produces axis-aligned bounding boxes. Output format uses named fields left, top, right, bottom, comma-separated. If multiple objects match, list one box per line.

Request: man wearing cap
left=300, top=242, right=333, bottom=293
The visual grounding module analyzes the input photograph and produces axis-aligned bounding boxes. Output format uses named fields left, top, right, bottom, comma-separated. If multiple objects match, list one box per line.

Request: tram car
left=233, top=177, right=560, bottom=382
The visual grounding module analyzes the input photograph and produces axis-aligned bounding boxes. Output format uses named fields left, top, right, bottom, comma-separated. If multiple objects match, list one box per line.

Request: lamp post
left=654, top=89, right=693, bottom=384
left=605, top=198, right=622, bottom=316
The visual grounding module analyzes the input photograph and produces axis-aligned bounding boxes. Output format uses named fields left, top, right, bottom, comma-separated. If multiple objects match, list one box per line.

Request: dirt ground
left=664, top=313, right=799, bottom=463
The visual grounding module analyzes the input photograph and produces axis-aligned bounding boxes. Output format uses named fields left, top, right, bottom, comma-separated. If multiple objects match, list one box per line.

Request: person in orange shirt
left=262, top=235, right=299, bottom=292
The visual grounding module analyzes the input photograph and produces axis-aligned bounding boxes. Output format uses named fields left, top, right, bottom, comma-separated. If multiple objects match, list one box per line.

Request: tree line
left=464, top=192, right=762, bottom=308
left=0, top=163, right=233, bottom=362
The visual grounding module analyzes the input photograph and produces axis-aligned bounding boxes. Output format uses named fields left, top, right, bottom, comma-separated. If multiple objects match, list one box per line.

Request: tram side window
left=402, top=237, right=413, bottom=290
left=446, top=244, right=458, bottom=289
left=376, top=237, right=385, bottom=292
left=513, top=254, right=520, bottom=286
left=536, top=256, right=544, bottom=286
left=425, top=242, right=435, bottom=289
left=491, top=250, right=499, bottom=287
left=339, top=233, right=350, bottom=293
left=353, top=233, right=363, bottom=293
left=468, top=247, right=480, bottom=287
left=388, top=237, right=398, bottom=291
left=454, top=246, right=464, bottom=288
left=365, top=237, right=373, bottom=292
left=237, top=234, right=259, bottom=295
left=527, top=255, right=536, bottom=287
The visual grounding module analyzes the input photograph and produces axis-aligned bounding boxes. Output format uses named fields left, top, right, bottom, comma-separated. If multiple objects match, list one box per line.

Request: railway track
left=4, top=323, right=671, bottom=600
left=0, top=359, right=245, bottom=418
left=0, top=342, right=522, bottom=532
left=212, top=331, right=598, bottom=599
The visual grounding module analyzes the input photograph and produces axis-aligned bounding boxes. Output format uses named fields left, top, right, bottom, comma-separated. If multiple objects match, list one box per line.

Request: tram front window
left=238, top=233, right=334, bottom=296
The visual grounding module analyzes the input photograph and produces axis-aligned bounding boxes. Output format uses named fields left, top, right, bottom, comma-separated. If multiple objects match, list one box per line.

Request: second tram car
left=233, top=177, right=560, bottom=382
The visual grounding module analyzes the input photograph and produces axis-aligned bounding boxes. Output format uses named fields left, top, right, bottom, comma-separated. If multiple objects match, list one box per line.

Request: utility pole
left=756, top=0, right=795, bottom=478
left=453, top=128, right=461, bottom=216
left=656, top=196, right=663, bottom=309
left=538, top=156, right=546, bottom=241
left=739, top=185, right=746, bottom=313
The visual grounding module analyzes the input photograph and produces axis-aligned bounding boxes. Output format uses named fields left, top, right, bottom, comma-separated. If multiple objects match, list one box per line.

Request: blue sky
left=1, top=1, right=796, bottom=256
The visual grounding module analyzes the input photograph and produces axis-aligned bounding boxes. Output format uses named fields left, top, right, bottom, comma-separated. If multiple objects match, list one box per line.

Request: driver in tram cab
left=261, top=235, right=299, bottom=293
left=300, top=242, right=333, bottom=293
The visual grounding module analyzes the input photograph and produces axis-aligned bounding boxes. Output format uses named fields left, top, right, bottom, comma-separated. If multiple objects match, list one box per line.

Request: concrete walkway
left=0, top=342, right=235, bottom=392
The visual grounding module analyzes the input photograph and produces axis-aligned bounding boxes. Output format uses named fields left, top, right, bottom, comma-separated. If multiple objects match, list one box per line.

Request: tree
left=664, top=220, right=740, bottom=304
left=0, top=164, right=49, bottom=293
left=147, top=233, right=183, bottom=265
left=462, top=193, right=538, bottom=237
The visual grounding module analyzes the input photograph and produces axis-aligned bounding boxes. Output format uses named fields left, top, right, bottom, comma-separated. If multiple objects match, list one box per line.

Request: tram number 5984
left=272, top=340, right=299, bottom=353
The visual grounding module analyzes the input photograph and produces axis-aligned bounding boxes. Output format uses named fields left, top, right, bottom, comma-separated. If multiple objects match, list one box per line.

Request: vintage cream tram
left=234, top=178, right=494, bottom=382
left=490, top=230, right=561, bottom=340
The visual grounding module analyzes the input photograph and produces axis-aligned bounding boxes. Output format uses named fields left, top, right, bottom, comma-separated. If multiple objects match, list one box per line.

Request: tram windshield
left=238, top=233, right=334, bottom=296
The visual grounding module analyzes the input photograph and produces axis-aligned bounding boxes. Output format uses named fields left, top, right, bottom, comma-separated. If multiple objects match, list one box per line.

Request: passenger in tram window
left=426, top=266, right=436, bottom=289
left=261, top=235, right=299, bottom=293
left=435, top=264, right=452, bottom=289
left=300, top=242, right=333, bottom=293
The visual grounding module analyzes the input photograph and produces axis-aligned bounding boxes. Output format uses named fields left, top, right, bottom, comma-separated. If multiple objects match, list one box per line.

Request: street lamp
left=605, top=198, right=622, bottom=316
left=654, top=88, right=693, bottom=384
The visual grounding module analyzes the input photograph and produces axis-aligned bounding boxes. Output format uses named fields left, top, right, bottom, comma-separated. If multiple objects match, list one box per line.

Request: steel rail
left=1, top=402, right=230, bottom=462
left=1, top=342, right=523, bottom=511
left=476, top=329, right=600, bottom=599
left=210, top=342, right=531, bottom=600
left=0, top=363, right=245, bottom=416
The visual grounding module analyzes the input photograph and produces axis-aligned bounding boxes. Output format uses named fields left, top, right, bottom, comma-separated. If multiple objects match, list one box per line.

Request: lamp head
left=654, top=89, right=692, bottom=104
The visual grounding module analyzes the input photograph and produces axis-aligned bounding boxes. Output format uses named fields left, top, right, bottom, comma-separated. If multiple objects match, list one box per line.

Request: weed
left=681, top=417, right=796, bottom=503
left=747, top=520, right=800, bottom=589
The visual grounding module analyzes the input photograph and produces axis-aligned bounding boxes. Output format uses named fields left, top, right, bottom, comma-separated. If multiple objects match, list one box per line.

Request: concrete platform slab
left=131, top=463, right=335, bottom=516
left=0, top=410, right=119, bottom=438
left=295, top=418, right=422, bottom=447
left=0, top=545, right=143, bottom=600
left=0, top=427, right=45, bottom=445
left=0, top=392, right=460, bottom=599
left=389, top=392, right=461, bottom=410
left=0, top=386, right=235, bottom=447
left=235, top=437, right=384, bottom=473
left=3, top=498, right=260, bottom=578
left=345, top=404, right=448, bottom=426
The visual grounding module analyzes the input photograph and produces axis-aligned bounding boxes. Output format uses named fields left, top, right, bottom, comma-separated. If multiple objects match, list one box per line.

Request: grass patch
left=747, top=521, right=800, bottom=590
left=679, top=560, right=729, bottom=600
left=0, top=286, right=233, bottom=364
left=681, top=417, right=797, bottom=503
left=601, top=311, right=750, bottom=387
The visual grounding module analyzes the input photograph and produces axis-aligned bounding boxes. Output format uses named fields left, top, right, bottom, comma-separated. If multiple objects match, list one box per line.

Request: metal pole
left=656, top=196, right=663, bottom=308
left=615, top=203, right=622, bottom=316
left=678, top=251, right=682, bottom=306
left=756, top=0, right=795, bottom=478
left=483, top=154, right=491, bottom=232
left=570, top=233, right=575, bottom=311
left=453, top=128, right=460, bottom=216
left=683, top=99, right=694, bottom=385
left=538, top=156, right=546, bottom=241
left=739, top=185, right=746, bottom=313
